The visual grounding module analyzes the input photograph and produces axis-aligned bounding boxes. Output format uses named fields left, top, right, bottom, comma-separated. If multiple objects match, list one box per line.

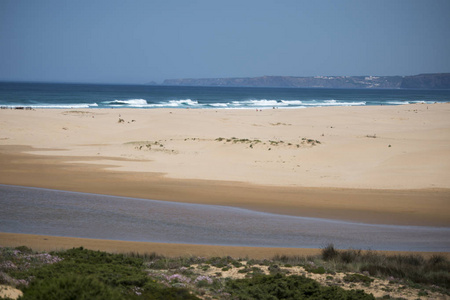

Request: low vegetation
left=226, top=274, right=374, bottom=299
left=0, top=245, right=448, bottom=299
left=215, top=137, right=321, bottom=149
left=215, top=137, right=262, bottom=145
left=301, top=137, right=321, bottom=145
left=125, top=140, right=177, bottom=154
left=320, top=244, right=450, bottom=289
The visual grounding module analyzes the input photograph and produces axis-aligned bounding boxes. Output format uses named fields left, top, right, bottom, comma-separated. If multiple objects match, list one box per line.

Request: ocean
left=1, top=82, right=450, bottom=109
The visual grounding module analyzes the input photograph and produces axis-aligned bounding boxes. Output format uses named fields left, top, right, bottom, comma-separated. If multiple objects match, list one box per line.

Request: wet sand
left=0, top=146, right=448, bottom=227
left=2, top=232, right=448, bottom=260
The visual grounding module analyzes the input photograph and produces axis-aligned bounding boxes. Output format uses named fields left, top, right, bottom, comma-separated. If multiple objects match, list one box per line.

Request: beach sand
left=1, top=104, right=449, bottom=254
left=1, top=232, right=447, bottom=259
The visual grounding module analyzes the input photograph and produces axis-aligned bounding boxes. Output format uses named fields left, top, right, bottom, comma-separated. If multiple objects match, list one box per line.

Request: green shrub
left=340, top=250, right=362, bottom=264
left=360, top=257, right=450, bottom=289
left=147, top=256, right=203, bottom=270
left=14, top=246, right=33, bottom=254
left=238, top=268, right=251, bottom=274
left=19, top=274, right=123, bottom=300
left=206, top=256, right=242, bottom=268
left=322, top=244, right=339, bottom=261
left=141, top=281, right=200, bottom=300
left=268, top=264, right=290, bottom=275
left=16, top=248, right=201, bottom=300
left=250, top=267, right=265, bottom=276
left=232, top=261, right=243, bottom=268
left=201, top=265, right=210, bottom=271
left=343, top=274, right=374, bottom=285
left=225, top=273, right=375, bottom=300
left=305, top=266, right=326, bottom=275
left=272, top=254, right=306, bottom=266
left=206, top=257, right=227, bottom=268
left=316, top=245, right=450, bottom=289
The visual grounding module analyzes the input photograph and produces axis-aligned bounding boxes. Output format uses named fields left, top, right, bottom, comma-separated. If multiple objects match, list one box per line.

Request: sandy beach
left=1, top=232, right=448, bottom=260
left=1, top=104, right=449, bottom=253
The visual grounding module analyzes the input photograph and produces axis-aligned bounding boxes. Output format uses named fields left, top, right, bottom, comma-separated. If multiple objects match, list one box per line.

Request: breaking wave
left=105, top=99, right=149, bottom=107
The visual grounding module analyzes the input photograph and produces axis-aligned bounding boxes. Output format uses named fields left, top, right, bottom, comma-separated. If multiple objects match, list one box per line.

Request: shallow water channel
left=1, top=184, right=449, bottom=251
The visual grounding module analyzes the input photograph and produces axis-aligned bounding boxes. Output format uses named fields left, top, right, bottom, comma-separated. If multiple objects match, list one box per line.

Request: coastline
left=1, top=104, right=449, bottom=255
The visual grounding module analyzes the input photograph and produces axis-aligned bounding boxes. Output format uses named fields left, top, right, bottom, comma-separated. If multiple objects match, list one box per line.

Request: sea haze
left=1, top=82, right=450, bottom=110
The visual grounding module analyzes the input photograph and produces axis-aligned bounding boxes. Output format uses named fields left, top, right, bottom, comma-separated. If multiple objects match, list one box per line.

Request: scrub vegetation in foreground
left=0, top=245, right=448, bottom=300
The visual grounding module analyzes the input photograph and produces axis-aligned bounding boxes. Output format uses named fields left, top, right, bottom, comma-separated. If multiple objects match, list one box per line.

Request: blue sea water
left=1, top=82, right=450, bottom=109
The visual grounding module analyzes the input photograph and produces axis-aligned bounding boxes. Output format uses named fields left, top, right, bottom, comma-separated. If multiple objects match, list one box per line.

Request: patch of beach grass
left=215, top=136, right=322, bottom=149
left=318, top=244, right=450, bottom=290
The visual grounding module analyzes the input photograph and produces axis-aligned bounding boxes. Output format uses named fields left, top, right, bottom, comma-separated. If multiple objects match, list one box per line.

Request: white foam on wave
left=280, top=100, right=303, bottom=105
left=409, top=100, right=436, bottom=104
left=303, top=100, right=366, bottom=106
left=330, top=101, right=366, bottom=106
left=107, top=99, right=148, bottom=106
left=386, top=101, right=409, bottom=105
left=167, top=99, right=199, bottom=106
left=231, top=99, right=365, bottom=108
left=209, top=103, right=228, bottom=107
left=386, top=100, right=436, bottom=105
left=138, top=99, right=200, bottom=108
left=223, top=106, right=271, bottom=110
left=224, top=106, right=307, bottom=110
left=98, top=98, right=369, bottom=109
left=239, top=99, right=281, bottom=106
left=225, top=99, right=306, bottom=109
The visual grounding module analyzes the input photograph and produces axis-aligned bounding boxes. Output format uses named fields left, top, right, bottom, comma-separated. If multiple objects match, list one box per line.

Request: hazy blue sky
left=1, top=0, right=449, bottom=84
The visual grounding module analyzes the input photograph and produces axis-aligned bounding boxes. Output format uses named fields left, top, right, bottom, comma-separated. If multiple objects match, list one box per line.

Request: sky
left=1, top=0, right=449, bottom=84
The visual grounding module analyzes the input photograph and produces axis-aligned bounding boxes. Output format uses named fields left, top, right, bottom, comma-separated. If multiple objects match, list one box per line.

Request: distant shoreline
left=1, top=72, right=450, bottom=89
left=161, top=73, right=450, bottom=90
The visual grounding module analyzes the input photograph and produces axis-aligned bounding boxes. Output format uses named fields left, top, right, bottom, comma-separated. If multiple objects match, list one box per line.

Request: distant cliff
left=162, top=73, right=450, bottom=89
left=400, top=73, right=450, bottom=89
